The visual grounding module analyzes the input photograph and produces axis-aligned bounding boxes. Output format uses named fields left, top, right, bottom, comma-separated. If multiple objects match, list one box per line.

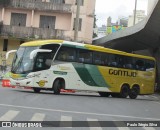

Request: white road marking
left=0, top=103, right=160, bottom=121
left=87, top=118, right=102, bottom=130
left=0, top=110, right=19, bottom=121
left=60, top=116, right=72, bottom=128
left=30, top=113, right=45, bottom=121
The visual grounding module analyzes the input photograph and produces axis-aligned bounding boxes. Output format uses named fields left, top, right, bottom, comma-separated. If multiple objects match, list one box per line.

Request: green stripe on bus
left=73, top=63, right=109, bottom=88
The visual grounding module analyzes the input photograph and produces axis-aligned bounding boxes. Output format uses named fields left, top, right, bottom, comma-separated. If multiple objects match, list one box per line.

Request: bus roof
left=20, top=40, right=63, bottom=46
left=84, top=44, right=155, bottom=61
left=20, top=39, right=155, bottom=61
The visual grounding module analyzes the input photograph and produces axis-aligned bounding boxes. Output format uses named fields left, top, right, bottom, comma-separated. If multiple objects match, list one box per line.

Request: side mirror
left=30, top=49, right=52, bottom=59
left=6, top=50, right=17, bottom=60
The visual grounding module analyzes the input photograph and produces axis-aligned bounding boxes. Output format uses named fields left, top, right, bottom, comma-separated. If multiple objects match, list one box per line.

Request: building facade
left=128, top=10, right=146, bottom=27
left=0, top=0, right=96, bottom=66
left=97, top=25, right=106, bottom=37
left=107, top=17, right=127, bottom=35
left=147, top=0, right=158, bottom=15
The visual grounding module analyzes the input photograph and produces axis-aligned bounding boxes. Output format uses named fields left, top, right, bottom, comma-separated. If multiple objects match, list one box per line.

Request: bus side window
left=124, top=56, right=134, bottom=69
left=101, top=53, right=108, bottom=66
left=93, top=52, right=102, bottom=65
left=78, top=49, right=92, bottom=64
left=108, top=54, right=118, bottom=67
left=116, top=56, right=125, bottom=68
left=135, top=59, right=146, bottom=71
left=57, top=51, right=68, bottom=61
left=145, top=60, right=155, bottom=71
left=79, top=58, right=84, bottom=63
left=56, top=47, right=76, bottom=62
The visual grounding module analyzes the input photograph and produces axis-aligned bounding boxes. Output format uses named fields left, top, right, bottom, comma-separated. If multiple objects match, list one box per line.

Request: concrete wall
left=65, top=0, right=75, bottom=4
left=148, top=0, right=158, bottom=15
left=0, top=39, right=20, bottom=66
left=71, top=0, right=95, bottom=43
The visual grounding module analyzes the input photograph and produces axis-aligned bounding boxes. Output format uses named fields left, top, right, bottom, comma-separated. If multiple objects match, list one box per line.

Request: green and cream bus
left=7, top=40, right=156, bottom=99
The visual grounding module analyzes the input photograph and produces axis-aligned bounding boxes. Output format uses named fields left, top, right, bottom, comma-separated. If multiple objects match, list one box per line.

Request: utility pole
left=74, top=0, right=81, bottom=42
left=133, top=0, right=137, bottom=25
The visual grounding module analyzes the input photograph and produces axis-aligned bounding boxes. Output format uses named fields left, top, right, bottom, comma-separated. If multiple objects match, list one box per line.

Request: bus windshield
left=11, top=46, right=39, bottom=74
left=11, top=44, right=60, bottom=74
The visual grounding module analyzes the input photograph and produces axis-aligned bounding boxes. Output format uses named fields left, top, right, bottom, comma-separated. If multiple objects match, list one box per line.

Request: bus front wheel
left=129, top=86, right=139, bottom=99
left=53, top=79, right=61, bottom=95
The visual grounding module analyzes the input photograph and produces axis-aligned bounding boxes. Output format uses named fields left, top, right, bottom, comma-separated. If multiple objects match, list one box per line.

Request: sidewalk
left=0, top=66, right=11, bottom=79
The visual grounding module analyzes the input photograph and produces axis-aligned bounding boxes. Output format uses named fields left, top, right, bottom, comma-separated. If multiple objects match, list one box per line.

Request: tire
left=120, top=85, right=129, bottom=98
left=129, top=86, right=139, bottom=99
left=53, top=80, right=61, bottom=95
left=99, top=92, right=110, bottom=97
left=33, top=88, right=41, bottom=93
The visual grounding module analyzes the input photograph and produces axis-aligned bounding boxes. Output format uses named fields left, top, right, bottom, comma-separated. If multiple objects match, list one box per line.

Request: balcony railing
left=0, top=0, right=72, bottom=13
left=0, top=25, right=65, bottom=40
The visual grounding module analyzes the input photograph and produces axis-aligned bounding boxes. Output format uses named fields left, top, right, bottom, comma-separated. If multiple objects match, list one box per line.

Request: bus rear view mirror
left=30, top=49, right=52, bottom=59
left=6, top=50, right=17, bottom=60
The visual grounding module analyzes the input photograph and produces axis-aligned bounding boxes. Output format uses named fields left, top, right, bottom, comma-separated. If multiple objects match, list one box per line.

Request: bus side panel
left=98, top=66, right=148, bottom=93
left=72, top=63, right=111, bottom=92
left=137, top=70, right=155, bottom=94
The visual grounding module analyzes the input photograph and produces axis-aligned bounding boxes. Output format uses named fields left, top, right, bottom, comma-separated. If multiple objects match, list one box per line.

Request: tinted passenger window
left=78, top=49, right=92, bottom=64
left=135, top=58, right=145, bottom=71
left=56, top=47, right=76, bottom=62
left=123, top=56, right=134, bottom=69
left=93, top=52, right=102, bottom=65
left=108, top=54, right=118, bottom=67
left=145, top=60, right=155, bottom=70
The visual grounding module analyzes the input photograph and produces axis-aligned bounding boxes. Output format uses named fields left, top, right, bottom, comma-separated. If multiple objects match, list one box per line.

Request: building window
left=73, top=18, right=82, bottom=31
left=42, top=0, right=65, bottom=3
left=50, top=0, right=65, bottom=3
left=3, top=39, right=8, bottom=51
left=39, top=15, right=56, bottom=29
left=10, top=13, right=27, bottom=26
left=75, top=0, right=84, bottom=6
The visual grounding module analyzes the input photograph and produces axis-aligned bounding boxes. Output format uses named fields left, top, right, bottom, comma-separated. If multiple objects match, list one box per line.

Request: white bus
left=7, top=40, right=156, bottom=99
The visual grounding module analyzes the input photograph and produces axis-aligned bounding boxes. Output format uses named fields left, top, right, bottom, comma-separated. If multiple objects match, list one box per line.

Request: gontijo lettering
left=109, top=69, right=137, bottom=77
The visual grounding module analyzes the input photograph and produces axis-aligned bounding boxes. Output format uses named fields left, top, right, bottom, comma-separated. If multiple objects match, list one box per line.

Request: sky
left=95, top=0, right=148, bottom=27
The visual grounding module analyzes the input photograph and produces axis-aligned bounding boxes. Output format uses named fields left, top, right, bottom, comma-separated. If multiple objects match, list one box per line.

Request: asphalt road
left=0, top=85, right=160, bottom=130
